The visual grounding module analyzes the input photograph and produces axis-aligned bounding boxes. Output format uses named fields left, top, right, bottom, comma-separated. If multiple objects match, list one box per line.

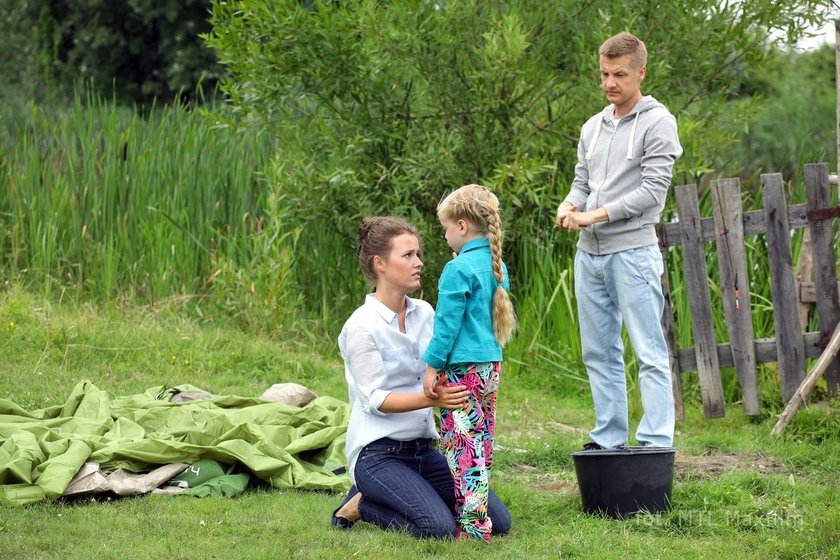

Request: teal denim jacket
left=422, top=237, right=510, bottom=370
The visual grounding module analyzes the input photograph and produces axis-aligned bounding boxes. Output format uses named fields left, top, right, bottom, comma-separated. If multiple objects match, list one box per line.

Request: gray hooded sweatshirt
left=564, top=95, right=682, bottom=255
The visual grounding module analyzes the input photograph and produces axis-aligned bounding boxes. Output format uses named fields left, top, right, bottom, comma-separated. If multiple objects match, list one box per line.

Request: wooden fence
left=656, top=162, right=840, bottom=419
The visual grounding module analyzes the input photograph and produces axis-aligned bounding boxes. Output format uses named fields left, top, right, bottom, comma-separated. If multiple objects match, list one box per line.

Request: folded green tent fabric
left=0, top=380, right=351, bottom=506
left=180, top=473, right=251, bottom=498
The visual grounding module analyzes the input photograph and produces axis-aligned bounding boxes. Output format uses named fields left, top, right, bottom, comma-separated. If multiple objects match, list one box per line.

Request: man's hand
left=560, top=207, right=609, bottom=230
left=555, top=202, right=576, bottom=229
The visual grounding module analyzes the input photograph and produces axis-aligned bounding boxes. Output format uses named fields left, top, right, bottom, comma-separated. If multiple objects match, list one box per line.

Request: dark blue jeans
left=336, top=437, right=511, bottom=539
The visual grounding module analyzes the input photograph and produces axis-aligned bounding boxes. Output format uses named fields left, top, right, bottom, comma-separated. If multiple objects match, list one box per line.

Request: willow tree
left=205, top=0, right=832, bottom=325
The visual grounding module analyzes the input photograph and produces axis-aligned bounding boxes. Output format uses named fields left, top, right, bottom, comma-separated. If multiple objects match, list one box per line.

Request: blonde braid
left=487, top=208, right=517, bottom=346
left=486, top=211, right=505, bottom=285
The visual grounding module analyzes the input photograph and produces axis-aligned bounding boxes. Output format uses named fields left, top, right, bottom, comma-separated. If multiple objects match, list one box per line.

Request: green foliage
left=726, top=45, right=837, bottom=181
left=204, top=176, right=304, bottom=335
left=205, top=0, right=833, bottom=335
left=780, top=400, right=840, bottom=445
left=0, top=0, right=222, bottom=104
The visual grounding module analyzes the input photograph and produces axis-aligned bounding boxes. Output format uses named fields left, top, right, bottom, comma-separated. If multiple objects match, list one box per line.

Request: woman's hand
left=431, top=383, right=469, bottom=410
left=423, top=365, right=467, bottom=409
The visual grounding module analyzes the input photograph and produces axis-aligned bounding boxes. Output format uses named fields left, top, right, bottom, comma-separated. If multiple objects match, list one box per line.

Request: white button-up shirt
left=338, top=294, right=438, bottom=483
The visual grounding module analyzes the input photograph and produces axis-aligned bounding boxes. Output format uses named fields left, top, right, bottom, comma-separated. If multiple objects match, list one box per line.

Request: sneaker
left=582, top=441, right=604, bottom=451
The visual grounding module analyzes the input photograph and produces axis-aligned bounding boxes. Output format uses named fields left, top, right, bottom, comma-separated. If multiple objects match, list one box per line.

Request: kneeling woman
left=331, top=216, right=511, bottom=539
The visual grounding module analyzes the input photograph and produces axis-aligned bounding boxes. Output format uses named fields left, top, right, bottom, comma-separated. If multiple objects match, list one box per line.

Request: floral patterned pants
left=438, top=361, right=500, bottom=542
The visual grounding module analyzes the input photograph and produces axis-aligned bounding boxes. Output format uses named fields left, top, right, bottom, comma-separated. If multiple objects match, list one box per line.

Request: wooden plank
left=657, top=203, right=809, bottom=247
left=804, top=163, right=840, bottom=394
left=677, top=332, right=825, bottom=371
left=800, top=281, right=840, bottom=303
left=745, top=204, right=809, bottom=235
left=773, top=321, right=840, bottom=434
left=659, top=243, right=684, bottom=420
left=674, top=184, right=725, bottom=417
left=711, top=179, right=760, bottom=415
left=796, top=229, right=814, bottom=328
left=762, top=173, right=807, bottom=402
left=657, top=208, right=717, bottom=247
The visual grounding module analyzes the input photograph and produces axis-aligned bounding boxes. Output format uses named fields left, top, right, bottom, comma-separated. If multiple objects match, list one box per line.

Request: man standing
left=556, top=32, right=681, bottom=449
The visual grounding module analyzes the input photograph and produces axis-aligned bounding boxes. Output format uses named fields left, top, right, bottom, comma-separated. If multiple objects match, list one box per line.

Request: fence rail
left=656, top=163, right=839, bottom=419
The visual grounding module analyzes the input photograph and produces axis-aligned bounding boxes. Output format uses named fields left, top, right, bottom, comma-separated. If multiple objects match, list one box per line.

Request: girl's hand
left=423, top=366, right=441, bottom=397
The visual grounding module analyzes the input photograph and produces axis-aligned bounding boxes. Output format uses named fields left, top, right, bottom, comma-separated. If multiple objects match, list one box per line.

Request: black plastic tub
left=571, top=446, right=677, bottom=518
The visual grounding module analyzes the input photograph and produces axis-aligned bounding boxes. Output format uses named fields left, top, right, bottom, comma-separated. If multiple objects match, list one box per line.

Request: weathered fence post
left=762, top=173, right=807, bottom=402
left=711, top=178, right=760, bottom=415
left=804, top=163, right=840, bottom=395
left=675, top=184, right=725, bottom=417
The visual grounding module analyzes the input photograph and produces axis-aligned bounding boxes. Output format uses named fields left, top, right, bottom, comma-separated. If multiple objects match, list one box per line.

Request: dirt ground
left=674, top=451, right=785, bottom=481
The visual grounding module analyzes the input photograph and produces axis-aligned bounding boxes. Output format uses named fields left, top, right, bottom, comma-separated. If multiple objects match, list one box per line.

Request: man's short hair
left=599, top=32, right=647, bottom=69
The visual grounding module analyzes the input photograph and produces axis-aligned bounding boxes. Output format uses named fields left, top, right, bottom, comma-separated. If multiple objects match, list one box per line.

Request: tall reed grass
left=0, top=92, right=288, bottom=324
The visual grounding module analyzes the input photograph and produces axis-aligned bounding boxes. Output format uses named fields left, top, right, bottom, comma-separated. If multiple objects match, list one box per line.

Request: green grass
left=1, top=287, right=837, bottom=560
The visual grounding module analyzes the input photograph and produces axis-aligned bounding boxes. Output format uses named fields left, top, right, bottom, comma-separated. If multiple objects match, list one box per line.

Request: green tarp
left=0, top=380, right=351, bottom=506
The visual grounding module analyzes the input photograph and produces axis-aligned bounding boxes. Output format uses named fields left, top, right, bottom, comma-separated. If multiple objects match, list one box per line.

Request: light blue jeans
left=574, top=245, right=675, bottom=448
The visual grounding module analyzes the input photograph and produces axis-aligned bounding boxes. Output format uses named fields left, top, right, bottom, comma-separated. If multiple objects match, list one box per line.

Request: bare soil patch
left=675, top=452, right=784, bottom=481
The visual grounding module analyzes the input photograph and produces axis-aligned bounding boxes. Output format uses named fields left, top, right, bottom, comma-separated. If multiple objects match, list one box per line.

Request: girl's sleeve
left=422, top=263, right=469, bottom=370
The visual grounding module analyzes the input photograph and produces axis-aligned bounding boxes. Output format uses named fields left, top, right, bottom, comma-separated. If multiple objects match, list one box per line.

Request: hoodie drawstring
left=586, top=111, right=640, bottom=161
left=585, top=120, right=603, bottom=161
left=626, top=112, right=639, bottom=159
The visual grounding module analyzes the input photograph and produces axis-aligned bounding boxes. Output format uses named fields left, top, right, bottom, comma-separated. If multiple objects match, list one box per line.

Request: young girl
left=422, top=184, right=516, bottom=542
